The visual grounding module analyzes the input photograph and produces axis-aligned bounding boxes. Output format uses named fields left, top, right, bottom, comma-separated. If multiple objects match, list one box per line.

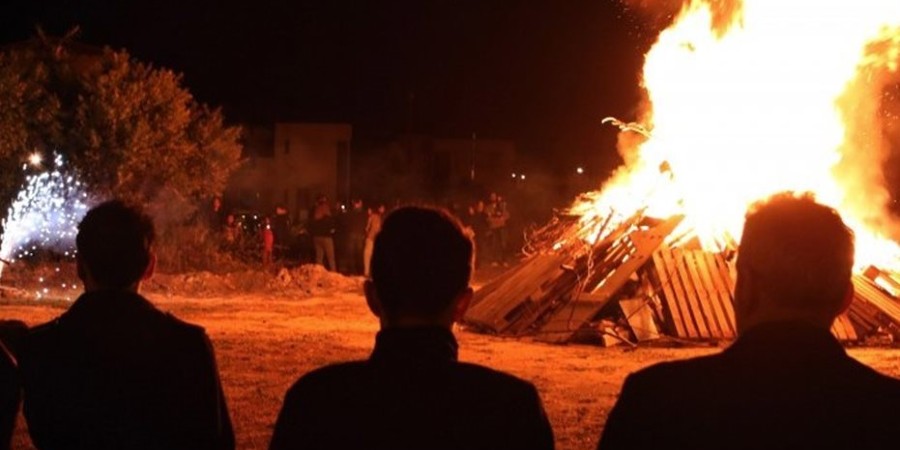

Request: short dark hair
left=738, top=192, right=854, bottom=312
left=76, top=200, right=156, bottom=289
left=371, top=206, right=474, bottom=317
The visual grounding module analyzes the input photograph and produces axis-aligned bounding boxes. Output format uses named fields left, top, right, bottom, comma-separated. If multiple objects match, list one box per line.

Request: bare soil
left=3, top=273, right=900, bottom=450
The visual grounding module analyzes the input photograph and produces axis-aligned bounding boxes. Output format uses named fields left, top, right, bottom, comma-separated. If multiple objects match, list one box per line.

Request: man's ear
left=76, top=254, right=87, bottom=283
left=364, top=279, right=383, bottom=319
left=452, top=287, right=474, bottom=323
left=142, top=251, right=157, bottom=281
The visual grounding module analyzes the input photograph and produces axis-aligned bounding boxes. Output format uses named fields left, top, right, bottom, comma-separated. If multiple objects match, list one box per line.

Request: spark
left=0, top=153, right=92, bottom=294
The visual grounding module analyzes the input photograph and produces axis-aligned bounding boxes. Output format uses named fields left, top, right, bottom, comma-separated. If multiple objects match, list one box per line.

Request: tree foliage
left=0, top=36, right=243, bottom=210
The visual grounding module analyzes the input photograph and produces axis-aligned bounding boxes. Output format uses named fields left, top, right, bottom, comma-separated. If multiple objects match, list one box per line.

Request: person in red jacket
left=261, top=216, right=275, bottom=266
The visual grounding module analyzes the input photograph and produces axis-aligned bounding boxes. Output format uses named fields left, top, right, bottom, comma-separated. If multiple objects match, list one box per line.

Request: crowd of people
left=207, top=190, right=517, bottom=273
left=2, top=193, right=900, bottom=450
left=206, top=195, right=389, bottom=274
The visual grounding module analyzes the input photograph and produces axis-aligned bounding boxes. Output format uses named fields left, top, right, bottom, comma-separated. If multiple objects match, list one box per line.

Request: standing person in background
left=261, top=216, right=275, bottom=267
left=222, top=214, right=240, bottom=252
left=346, top=199, right=367, bottom=275
left=207, top=196, right=225, bottom=231
left=471, top=200, right=488, bottom=268
left=485, top=192, right=510, bottom=266
left=309, top=195, right=337, bottom=271
left=271, top=206, right=292, bottom=263
left=363, top=204, right=384, bottom=278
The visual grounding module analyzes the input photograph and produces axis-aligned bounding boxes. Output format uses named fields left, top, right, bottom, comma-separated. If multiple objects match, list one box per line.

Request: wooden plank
left=716, top=255, right=736, bottom=295
left=830, top=315, right=848, bottom=340
left=706, top=252, right=737, bottom=331
left=852, top=275, right=900, bottom=325
left=703, top=252, right=737, bottom=337
left=659, top=247, right=700, bottom=339
left=537, top=215, right=684, bottom=343
left=830, top=314, right=857, bottom=341
left=847, top=298, right=882, bottom=334
left=686, top=250, right=727, bottom=339
left=620, top=298, right=660, bottom=341
left=465, top=254, right=568, bottom=332
left=672, top=248, right=712, bottom=339
left=651, top=251, right=688, bottom=337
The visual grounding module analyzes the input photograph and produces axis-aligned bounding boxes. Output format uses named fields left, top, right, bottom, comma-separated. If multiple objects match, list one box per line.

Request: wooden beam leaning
left=691, top=250, right=734, bottom=339
left=682, top=250, right=724, bottom=339
left=702, top=252, right=737, bottom=337
left=465, top=253, right=569, bottom=333
left=852, top=275, right=900, bottom=325
left=651, top=250, right=689, bottom=337
left=671, top=247, right=713, bottom=339
left=656, top=247, right=701, bottom=338
left=536, top=215, right=685, bottom=344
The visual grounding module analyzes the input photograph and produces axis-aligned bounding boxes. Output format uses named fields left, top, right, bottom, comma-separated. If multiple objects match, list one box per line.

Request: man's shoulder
left=842, top=355, right=900, bottom=394
left=282, top=361, right=368, bottom=403
left=287, top=361, right=368, bottom=390
left=454, top=361, right=539, bottom=391
left=22, top=297, right=208, bottom=352
left=622, top=352, right=725, bottom=391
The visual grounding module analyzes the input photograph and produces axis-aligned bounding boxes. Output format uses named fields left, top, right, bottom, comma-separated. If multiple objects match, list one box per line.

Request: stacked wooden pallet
left=465, top=211, right=900, bottom=345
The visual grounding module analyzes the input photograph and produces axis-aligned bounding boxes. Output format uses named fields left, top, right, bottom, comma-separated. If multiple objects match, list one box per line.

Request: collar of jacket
left=725, top=320, right=846, bottom=363
left=370, top=326, right=459, bottom=365
left=65, top=289, right=153, bottom=318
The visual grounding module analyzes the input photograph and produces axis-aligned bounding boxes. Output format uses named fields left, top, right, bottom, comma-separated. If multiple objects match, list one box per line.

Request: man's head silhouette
left=734, top=192, right=854, bottom=334
left=76, top=200, right=156, bottom=292
left=364, top=206, right=474, bottom=329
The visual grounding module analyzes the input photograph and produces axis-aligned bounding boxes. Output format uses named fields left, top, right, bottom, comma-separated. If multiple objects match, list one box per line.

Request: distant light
left=576, top=167, right=584, bottom=175
left=511, top=173, right=517, bottom=178
left=29, top=152, right=43, bottom=167
left=520, top=174, right=526, bottom=180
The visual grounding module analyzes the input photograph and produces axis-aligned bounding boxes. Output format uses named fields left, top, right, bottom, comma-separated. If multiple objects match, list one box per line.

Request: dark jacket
left=0, top=342, right=17, bottom=450
left=271, top=213, right=292, bottom=247
left=270, top=327, right=554, bottom=450
left=598, top=321, right=900, bottom=450
left=18, top=290, right=234, bottom=450
left=308, top=212, right=335, bottom=238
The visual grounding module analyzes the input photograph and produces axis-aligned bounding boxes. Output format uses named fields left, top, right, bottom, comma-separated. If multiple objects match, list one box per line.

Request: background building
left=227, top=123, right=351, bottom=221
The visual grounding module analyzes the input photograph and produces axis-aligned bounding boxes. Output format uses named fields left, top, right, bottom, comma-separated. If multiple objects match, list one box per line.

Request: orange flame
left=577, top=0, right=900, bottom=270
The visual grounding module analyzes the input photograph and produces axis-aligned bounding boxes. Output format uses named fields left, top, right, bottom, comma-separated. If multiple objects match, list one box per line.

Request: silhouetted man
left=598, top=193, right=900, bottom=450
left=270, top=206, right=554, bottom=450
left=0, top=319, right=26, bottom=450
left=0, top=341, right=17, bottom=450
left=19, top=200, right=234, bottom=450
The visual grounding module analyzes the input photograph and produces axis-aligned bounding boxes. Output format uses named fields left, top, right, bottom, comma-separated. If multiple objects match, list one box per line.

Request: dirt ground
left=3, top=279, right=900, bottom=450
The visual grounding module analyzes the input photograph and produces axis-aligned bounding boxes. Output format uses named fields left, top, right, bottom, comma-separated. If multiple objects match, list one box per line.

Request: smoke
left=620, top=0, right=744, bottom=36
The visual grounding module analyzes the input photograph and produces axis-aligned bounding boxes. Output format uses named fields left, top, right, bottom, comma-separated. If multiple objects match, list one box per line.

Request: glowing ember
left=577, top=0, right=900, bottom=271
left=0, top=154, right=91, bottom=297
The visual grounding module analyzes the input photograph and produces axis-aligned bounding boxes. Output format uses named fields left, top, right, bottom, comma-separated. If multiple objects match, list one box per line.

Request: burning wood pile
left=463, top=201, right=900, bottom=346
left=462, top=0, right=900, bottom=346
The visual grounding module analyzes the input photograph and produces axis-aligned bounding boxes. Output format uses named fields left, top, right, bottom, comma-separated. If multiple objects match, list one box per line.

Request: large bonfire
left=575, top=0, right=900, bottom=269
left=465, top=0, right=900, bottom=344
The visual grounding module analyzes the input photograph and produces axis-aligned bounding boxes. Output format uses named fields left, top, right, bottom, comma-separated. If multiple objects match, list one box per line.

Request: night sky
left=1, top=0, right=663, bottom=174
